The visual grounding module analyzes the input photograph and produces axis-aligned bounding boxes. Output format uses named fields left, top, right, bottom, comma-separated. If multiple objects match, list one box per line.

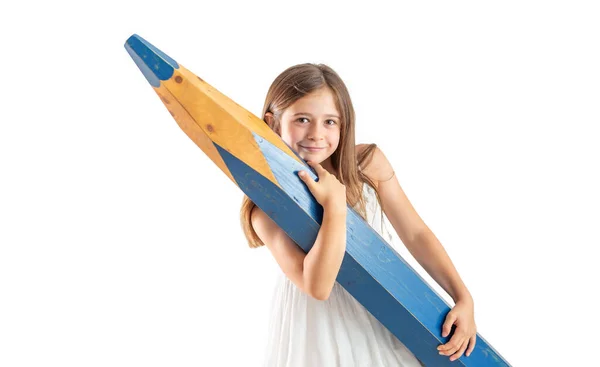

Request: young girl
left=240, top=63, right=477, bottom=366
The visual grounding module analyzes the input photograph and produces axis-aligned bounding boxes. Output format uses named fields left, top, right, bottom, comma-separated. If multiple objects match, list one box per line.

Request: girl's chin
left=299, top=151, right=322, bottom=157
left=299, top=153, right=328, bottom=164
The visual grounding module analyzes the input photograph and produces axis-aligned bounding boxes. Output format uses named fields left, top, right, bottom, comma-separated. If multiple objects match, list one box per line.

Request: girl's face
left=279, top=88, right=342, bottom=167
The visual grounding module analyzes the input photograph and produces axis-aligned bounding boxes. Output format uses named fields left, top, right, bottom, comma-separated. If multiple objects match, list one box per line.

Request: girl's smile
left=299, top=145, right=326, bottom=152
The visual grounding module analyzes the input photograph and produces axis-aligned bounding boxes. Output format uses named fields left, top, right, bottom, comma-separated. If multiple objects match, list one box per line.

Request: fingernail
left=299, top=172, right=305, bottom=176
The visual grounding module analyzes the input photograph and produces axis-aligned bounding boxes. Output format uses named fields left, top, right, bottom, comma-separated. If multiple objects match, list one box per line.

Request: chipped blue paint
left=124, top=33, right=511, bottom=366
left=216, top=133, right=511, bottom=366
left=124, top=34, right=178, bottom=87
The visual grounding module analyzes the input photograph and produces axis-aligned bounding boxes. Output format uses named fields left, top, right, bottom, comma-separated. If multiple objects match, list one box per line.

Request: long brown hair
left=241, top=63, right=382, bottom=248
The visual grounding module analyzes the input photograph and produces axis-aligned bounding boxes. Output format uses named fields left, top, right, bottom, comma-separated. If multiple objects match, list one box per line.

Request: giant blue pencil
left=124, top=33, right=511, bottom=367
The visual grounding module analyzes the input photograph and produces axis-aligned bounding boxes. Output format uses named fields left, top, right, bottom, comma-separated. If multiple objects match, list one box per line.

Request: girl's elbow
left=310, top=291, right=330, bottom=301
left=307, top=284, right=333, bottom=301
left=303, top=271, right=334, bottom=301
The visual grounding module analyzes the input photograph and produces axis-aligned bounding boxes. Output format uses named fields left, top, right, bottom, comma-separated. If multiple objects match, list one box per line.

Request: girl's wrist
left=323, top=203, right=347, bottom=216
left=454, top=292, right=474, bottom=305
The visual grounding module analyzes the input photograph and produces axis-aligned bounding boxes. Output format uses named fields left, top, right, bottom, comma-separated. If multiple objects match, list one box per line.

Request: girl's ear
left=265, top=112, right=281, bottom=134
left=264, top=112, right=275, bottom=126
left=264, top=112, right=281, bottom=135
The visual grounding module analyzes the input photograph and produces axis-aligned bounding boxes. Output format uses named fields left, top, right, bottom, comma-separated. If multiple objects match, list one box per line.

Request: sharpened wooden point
left=124, top=33, right=512, bottom=367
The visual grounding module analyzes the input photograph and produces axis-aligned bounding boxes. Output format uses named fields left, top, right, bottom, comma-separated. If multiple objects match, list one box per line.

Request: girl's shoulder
left=355, top=143, right=395, bottom=188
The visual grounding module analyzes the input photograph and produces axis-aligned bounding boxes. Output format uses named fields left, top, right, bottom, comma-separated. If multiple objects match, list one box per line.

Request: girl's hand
left=437, top=299, right=477, bottom=362
left=298, top=161, right=346, bottom=212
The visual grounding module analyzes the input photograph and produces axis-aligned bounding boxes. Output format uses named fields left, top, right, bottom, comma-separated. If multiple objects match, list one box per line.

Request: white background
left=1, top=1, right=598, bottom=366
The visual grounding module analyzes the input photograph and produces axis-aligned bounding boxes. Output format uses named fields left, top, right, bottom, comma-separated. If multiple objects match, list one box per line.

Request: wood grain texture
left=125, top=33, right=511, bottom=367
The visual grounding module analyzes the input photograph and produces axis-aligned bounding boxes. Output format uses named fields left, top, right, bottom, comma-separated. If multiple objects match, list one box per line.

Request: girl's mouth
left=299, top=145, right=325, bottom=152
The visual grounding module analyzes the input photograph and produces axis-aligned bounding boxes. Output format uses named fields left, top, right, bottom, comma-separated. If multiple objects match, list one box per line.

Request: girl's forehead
left=286, top=89, right=340, bottom=115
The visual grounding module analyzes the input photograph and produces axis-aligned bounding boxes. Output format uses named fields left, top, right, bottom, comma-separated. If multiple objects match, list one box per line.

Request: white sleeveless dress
left=263, top=183, right=425, bottom=367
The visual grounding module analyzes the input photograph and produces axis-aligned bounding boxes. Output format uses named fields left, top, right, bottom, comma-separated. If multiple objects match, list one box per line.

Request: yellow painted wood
left=152, top=84, right=236, bottom=185
left=125, top=33, right=512, bottom=366
left=160, top=67, right=278, bottom=187
left=180, top=66, right=297, bottom=158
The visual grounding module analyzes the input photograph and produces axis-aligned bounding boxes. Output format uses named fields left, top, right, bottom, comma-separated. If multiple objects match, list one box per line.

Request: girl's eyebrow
left=292, top=112, right=340, bottom=119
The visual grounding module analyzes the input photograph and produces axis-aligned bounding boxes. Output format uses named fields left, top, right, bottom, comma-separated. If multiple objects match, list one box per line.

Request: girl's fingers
left=449, top=339, right=469, bottom=362
left=306, top=160, right=326, bottom=178
left=307, top=160, right=324, bottom=172
left=298, top=171, right=313, bottom=188
left=441, top=313, right=457, bottom=338
left=439, top=330, right=464, bottom=355
left=465, top=335, right=476, bottom=357
left=441, top=336, right=463, bottom=356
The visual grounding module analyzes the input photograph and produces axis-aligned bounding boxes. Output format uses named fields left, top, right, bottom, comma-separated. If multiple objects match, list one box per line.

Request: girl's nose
left=308, top=133, right=324, bottom=141
left=307, top=122, right=325, bottom=140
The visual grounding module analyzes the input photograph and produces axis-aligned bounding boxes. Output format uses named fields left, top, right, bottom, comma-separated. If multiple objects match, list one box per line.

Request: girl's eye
left=296, top=118, right=337, bottom=125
